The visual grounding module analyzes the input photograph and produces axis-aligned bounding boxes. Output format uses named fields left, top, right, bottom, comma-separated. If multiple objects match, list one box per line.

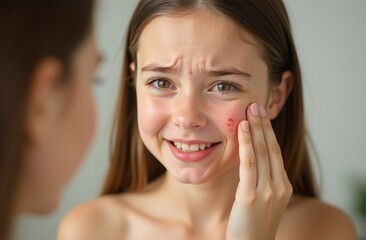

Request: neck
left=160, top=165, right=239, bottom=228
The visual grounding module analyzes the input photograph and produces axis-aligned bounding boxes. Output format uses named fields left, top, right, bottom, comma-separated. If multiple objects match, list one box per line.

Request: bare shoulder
left=57, top=195, right=127, bottom=240
left=280, top=195, right=358, bottom=240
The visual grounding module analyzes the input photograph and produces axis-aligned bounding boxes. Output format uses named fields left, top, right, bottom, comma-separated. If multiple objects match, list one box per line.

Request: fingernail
left=250, top=103, right=259, bottom=117
left=259, top=105, right=267, bottom=117
left=241, top=121, right=249, bottom=132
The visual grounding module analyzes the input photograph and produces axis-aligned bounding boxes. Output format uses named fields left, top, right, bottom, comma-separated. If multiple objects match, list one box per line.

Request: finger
left=259, top=105, right=285, bottom=183
left=237, top=120, right=257, bottom=197
left=247, top=103, right=271, bottom=188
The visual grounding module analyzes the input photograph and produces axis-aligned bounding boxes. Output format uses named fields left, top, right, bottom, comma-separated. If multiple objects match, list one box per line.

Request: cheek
left=75, top=87, right=96, bottom=149
left=137, top=97, right=166, bottom=137
left=217, top=107, right=247, bottom=137
left=84, top=90, right=96, bottom=141
left=222, top=112, right=244, bottom=137
left=60, top=86, right=95, bottom=176
left=225, top=117, right=236, bottom=133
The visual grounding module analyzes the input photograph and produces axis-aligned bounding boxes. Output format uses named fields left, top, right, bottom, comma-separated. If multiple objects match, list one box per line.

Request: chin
left=177, top=178, right=207, bottom=185
left=173, top=169, right=212, bottom=184
left=171, top=162, right=239, bottom=185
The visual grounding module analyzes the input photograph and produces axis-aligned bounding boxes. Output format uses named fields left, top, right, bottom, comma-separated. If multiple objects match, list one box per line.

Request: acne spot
left=226, top=118, right=236, bottom=132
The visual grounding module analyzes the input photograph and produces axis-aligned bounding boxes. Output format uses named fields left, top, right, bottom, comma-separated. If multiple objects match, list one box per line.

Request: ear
left=266, top=70, right=294, bottom=120
left=130, top=62, right=136, bottom=72
left=25, top=58, right=63, bottom=146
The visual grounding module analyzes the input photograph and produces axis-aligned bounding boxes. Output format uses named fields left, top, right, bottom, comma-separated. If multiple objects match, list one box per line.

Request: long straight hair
left=0, top=1, right=94, bottom=239
left=103, top=0, right=318, bottom=199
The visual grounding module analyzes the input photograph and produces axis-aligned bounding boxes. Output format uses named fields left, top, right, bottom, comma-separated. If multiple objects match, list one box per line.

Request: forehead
left=137, top=10, right=264, bottom=67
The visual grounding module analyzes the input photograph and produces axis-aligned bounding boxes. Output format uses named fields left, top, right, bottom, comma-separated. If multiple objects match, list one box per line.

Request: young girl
left=0, top=0, right=99, bottom=239
left=59, top=0, right=357, bottom=239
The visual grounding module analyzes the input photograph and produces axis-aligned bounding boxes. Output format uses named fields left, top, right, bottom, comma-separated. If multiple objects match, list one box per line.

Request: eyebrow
left=205, top=68, right=252, bottom=78
left=141, top=64, right=252, bottom=78
left=141, top=64, right=177, bottom=74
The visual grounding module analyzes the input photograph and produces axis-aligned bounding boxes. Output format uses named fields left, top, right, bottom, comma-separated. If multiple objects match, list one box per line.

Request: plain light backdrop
left=13, top=0, right=366, bottom=239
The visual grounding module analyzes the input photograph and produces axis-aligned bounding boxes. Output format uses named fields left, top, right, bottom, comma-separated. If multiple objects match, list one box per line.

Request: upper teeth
left=173, top=142, right=212, bottom=152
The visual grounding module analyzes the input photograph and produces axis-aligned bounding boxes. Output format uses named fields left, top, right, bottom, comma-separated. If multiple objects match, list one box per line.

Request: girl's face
left=135, top=10, right=271, bottom=184
left=18, top=29, right=99, bottom=214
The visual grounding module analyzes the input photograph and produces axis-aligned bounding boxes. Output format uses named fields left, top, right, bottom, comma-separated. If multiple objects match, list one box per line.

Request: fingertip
left=259, top=105, right=267, bottom=118
left=249, top=103, right=259, bottom=117
left=240, top=120, right=249, bottom=133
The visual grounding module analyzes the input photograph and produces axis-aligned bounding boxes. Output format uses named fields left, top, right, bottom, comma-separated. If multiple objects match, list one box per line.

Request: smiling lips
left=173, top=141, right=213, bottom=152
left=167, top=140, right=219, bottom=162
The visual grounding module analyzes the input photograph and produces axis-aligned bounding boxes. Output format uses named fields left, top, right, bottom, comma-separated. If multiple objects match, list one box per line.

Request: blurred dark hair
left=0, top=0, right=94, bottom=239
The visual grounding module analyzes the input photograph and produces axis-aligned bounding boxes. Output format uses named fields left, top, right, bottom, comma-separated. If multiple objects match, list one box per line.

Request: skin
left=16, top=28, right=100, bottom=215
left=58, top=10, right=357, bottom=240
left=135, top=11, right=273, bottom=185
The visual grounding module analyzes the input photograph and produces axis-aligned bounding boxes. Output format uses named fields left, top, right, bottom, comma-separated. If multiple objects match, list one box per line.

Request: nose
left=171, top=92, right=207, bottom=130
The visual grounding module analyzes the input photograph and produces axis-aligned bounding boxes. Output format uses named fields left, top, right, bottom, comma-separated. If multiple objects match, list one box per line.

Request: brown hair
left=0, top=1, right=94, bottom=239
left=103, top=0, right=318, bottom=199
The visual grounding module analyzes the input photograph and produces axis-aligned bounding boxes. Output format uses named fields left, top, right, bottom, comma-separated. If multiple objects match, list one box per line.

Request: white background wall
left=13, top=0, right=366, bottom=239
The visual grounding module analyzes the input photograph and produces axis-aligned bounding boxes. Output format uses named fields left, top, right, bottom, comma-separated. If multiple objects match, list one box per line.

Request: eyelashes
left=145, top=77, right=243, bottom=95
left=208, top=80, right=241, bottom=94
left=145, top=77, right=176, bottom=91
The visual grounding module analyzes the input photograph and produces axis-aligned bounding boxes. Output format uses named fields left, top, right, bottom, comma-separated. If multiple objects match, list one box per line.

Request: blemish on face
left=226, top=118, right=236, bottom=132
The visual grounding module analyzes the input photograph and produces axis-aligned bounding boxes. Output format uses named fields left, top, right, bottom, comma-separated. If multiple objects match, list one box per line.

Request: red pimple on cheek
left=226, top=118, right=236, bottom=132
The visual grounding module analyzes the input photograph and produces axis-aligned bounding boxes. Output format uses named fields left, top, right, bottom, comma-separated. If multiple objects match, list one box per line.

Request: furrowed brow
left=141, top=64, right=178, bottom=74
left=206, top=67, right=252, bottom=78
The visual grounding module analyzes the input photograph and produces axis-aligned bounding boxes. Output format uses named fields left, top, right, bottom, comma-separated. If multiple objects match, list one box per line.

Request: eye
left=155, top=79, right=171, bottom=88
left=209, top=81, right=239, bottom=93
left=216, top=82, right=234, bottom=91
left=146, top=77, right=176, bottom=90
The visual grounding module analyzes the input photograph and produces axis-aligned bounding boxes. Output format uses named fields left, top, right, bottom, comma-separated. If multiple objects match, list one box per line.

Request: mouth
left=168, top=140, right=220, bottom=152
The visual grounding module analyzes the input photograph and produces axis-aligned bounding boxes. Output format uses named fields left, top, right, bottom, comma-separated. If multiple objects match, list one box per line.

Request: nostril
left=172, top=113, right=207, bottom=130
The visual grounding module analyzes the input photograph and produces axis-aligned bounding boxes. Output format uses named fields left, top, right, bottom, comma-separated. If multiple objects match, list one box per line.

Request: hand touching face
left=227, top=103, right=293, bottom=239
